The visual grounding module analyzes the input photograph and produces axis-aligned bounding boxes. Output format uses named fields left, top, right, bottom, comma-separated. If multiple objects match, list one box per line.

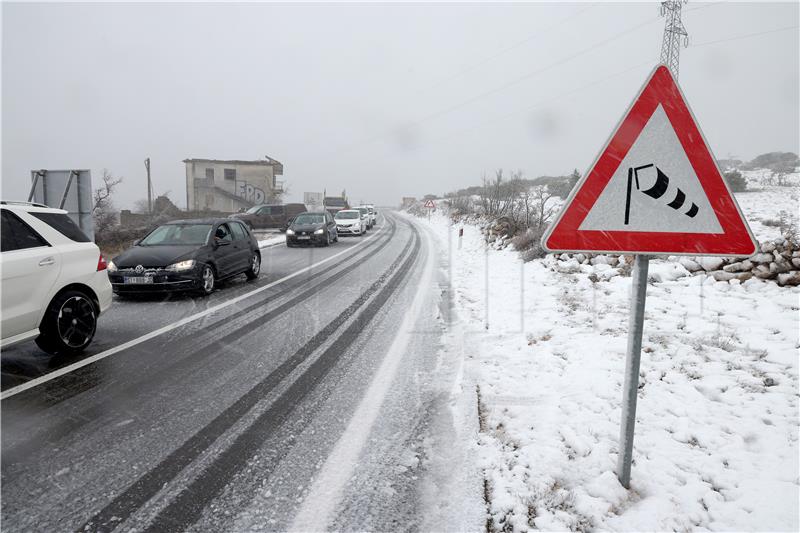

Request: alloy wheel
left=202, top=266, right=215, bottom=293
left=56, top=296, right=96, bottom=349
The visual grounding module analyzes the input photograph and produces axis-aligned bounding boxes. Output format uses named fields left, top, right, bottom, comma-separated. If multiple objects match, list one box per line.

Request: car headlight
left=107, top=261, right=118, bottom=272
left=314, top=228, right=324, bottom=235
left=166, top=259, right=196, bottom=272
left=286, top=229, right=295, bottom=235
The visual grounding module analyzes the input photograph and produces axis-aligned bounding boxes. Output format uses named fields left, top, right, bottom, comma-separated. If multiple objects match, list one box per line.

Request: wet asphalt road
left=0, top=212, right=471, bottom=532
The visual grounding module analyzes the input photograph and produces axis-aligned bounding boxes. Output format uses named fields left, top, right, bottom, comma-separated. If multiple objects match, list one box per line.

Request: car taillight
left=97, top=254, right=108, bottom=271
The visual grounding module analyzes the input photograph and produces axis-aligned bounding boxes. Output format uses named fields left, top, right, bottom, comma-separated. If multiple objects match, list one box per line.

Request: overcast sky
left=2, top=1, right=798, bottom=209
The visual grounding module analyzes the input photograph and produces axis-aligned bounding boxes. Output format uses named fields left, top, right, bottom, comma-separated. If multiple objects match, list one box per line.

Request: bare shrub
left=448, top=195, right=475, bottom=216
left=512, top=226, right=546, bottom=262
left=478, top=169, right=522, bottom=219
left=770, top=160, right=797, bottom=187
left=763, top=210, right=799, bottom=242
left=92, top=169, right=123, bottom=234
left=516, top=185, right=557, bottom=230
left=95, top=225, right=150, bottom=258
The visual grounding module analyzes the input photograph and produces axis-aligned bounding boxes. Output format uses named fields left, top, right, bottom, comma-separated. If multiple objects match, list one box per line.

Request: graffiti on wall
left=236, top=180, right=266, bottom=205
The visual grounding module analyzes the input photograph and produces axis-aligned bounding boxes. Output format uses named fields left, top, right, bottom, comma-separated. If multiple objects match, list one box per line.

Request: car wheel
left=323, top=232, right=331, bottom=247
left=36, top=290, right=98, bottom=356
left=245, top=252, right=261, bottom=280
left=198, top=264, right=215, bottom=296
left=333, top=232, right=339, bottom=243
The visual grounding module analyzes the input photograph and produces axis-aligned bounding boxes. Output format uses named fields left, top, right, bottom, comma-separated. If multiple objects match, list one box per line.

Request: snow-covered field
left=737, top=170, right=799, bottom=243
left=413, top=177, right=799, bottom=531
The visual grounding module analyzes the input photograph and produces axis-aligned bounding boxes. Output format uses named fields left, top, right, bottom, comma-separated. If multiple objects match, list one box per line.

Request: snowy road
left=1, top=212, right=481, bottom=531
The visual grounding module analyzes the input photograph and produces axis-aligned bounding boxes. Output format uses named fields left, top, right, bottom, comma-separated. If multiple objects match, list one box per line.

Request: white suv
left=1, top=202, right=113, bottom=355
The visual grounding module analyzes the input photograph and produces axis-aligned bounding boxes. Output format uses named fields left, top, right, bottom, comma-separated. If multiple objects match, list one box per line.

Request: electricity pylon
left=659, top=1, right=689, bottom=79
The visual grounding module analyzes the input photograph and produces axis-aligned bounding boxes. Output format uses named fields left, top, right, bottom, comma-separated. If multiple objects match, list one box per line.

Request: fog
left=2, top=2, right=798, bottom=209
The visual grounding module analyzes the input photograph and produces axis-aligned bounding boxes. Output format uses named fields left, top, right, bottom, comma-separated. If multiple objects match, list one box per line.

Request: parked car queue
left=0, top=201, right=380, bottom=357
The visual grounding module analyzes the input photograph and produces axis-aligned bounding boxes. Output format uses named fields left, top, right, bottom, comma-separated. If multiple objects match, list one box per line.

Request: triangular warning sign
left=543, top=65, right=756, bottom=257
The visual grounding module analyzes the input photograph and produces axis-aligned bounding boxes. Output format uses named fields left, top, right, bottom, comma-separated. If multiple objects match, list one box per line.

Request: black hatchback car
left=286, top=211, right=338, bottom=247
left=108, top=219, right=261, bottom=295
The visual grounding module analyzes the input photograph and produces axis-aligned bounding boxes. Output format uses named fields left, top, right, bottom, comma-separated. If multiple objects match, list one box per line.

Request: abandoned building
left=184, top=156, right=284, bottom=213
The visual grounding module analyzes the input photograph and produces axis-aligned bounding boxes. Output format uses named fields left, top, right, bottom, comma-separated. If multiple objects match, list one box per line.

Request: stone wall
left=677, top=237, right=799, bottom=286
left=548, top=236, right=800, bottom=287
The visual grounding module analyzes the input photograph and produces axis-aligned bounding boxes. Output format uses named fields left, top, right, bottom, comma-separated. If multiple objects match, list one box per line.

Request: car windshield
left=138, top=224, right=212, bottom=246
left=357, top=208, right=367, bottom=215
left=335, top=211, right=360, bottom=220
left=293, top=214, right=325, bottom=225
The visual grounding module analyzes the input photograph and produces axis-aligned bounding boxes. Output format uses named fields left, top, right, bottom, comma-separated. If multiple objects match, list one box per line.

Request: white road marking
left=287, top=218, right=434, bottom=532
left=1, top=222, right=388, bottom=401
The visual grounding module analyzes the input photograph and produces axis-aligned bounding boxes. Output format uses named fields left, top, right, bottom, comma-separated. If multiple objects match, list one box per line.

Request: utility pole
left=617, top=0, right=690, bottom=490
left=144, top=158, right=153, bottom=214
left=659, top=1, right=689, bottom=78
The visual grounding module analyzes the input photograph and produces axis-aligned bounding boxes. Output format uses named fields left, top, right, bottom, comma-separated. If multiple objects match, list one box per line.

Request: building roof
left=183, top=156, right=283, bottom=175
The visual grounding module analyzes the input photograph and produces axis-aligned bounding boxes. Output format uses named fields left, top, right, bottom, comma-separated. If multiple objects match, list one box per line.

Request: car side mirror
left=133, top=239, right=140, bottom=246
left=214, top=239, right=230, bottom=247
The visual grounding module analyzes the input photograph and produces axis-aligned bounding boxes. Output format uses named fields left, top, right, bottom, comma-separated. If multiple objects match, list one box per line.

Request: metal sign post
left=616, top=254, right=649, bottom=488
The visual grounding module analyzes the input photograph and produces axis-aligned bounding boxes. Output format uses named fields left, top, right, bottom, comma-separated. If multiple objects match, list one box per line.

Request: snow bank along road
left=1, top=212, right=474, bottom=531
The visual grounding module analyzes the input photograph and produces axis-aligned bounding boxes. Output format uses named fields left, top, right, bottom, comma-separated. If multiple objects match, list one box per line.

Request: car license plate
left=124, top=276, right=153, bottom=284
left=297, top=235, right=310, bottom=240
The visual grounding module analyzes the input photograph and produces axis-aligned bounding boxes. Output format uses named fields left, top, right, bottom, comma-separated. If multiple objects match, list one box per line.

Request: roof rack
left=0, top=200, right=50, bottom=208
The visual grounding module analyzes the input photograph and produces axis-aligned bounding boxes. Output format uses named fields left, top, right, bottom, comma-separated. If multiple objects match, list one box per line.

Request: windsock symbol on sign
left=624, top=164, right=700, bottom=225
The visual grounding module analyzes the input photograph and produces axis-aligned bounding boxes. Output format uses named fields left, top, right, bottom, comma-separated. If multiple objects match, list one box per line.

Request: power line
left=412, top=16, right=660, bottom=126
left=692, top=24, right=798, bottom=47
left=325, top=14, right=662, bottom=157
left=286, top=5, right=597, bottom=152
left=684, top=1, right=725, bottom=13
left=318, top=7, right=796, bottom=162
left=420, top=4, right=598, bottom=93
left=423, top=60, right=656, bottom=150
left=346, top=19, right=798, bottom=161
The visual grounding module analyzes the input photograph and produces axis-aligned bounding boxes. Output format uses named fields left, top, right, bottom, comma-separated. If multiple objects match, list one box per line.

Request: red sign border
left=542, top=65, right=756, bottom=257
